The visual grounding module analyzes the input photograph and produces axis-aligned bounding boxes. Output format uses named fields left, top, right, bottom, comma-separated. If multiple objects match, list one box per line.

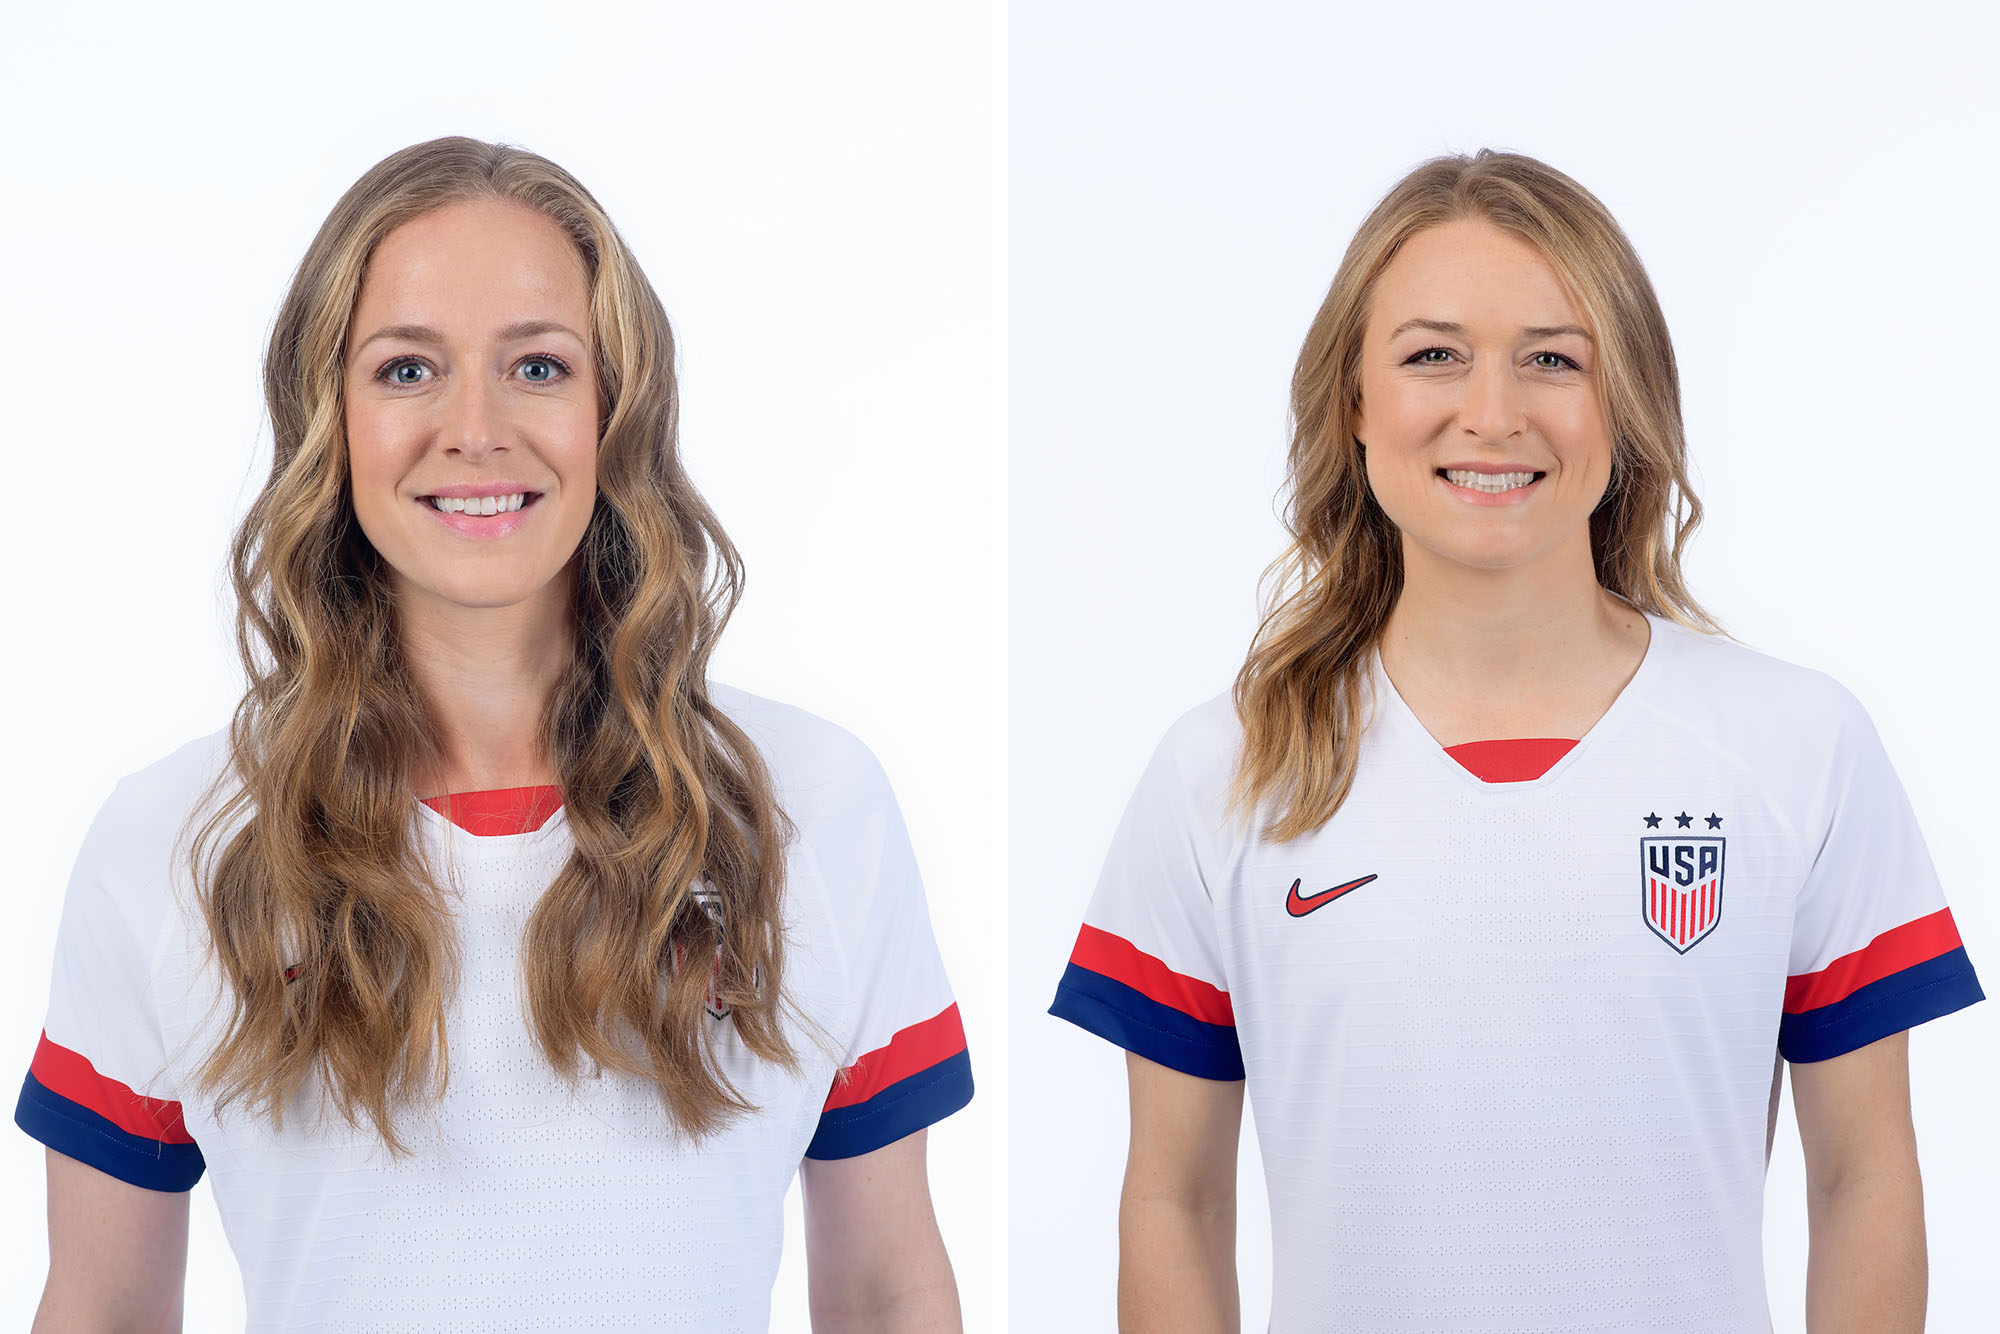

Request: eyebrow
left=351, top=318, right=588, bottom=353
left=1387, top=318, right=1594, bottom=342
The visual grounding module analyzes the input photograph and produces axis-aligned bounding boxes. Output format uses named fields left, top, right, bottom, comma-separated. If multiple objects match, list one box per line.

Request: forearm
left=1119, top=1194, right=1238, bottom=1334
left=1804, top=1167, right=1926, bottom=1334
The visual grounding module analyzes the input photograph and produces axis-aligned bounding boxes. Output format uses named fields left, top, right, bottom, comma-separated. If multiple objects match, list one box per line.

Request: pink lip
left=417, top=492, right=540, bottom=539
left=1435, top=462, right=1546, bottom=474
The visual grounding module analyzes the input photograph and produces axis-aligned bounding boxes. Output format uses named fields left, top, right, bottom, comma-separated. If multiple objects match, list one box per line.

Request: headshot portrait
left=1011, top=4, right=1998, bottom=1332
left=0, top=5, right=993, bottom=1331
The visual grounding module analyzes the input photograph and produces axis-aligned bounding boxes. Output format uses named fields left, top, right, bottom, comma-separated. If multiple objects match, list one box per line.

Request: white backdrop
left=1010, top=3, right=1998, bottom=1331
left=0, top=3, right=996, bottom=1330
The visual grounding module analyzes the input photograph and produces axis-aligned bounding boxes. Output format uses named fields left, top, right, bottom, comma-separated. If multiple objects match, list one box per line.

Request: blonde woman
left=18, top=138, right=971, bottom=1332
left=1051, top=151, right=1981, bottom=1331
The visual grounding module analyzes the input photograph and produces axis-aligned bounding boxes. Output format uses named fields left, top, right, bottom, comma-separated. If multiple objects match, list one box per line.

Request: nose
left=1457, top=354, right=1526, bottom=443
left=443, top=372, right=502, bottom=460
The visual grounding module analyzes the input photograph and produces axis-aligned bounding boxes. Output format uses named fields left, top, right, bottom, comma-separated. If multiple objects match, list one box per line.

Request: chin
left=406, top=571, right=555, bottom=613
left=1408, top=532, right=1550, bottom=574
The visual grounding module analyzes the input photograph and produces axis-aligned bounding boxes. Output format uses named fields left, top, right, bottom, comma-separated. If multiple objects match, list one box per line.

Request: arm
left=35, top=1147, right=190, bottom=1334
left=801, top=1128, right=960, bottom=1333
left=1790, top=1029, right=1925, bottom=1334
left=1120, top=1051, right=1244, bottom=1334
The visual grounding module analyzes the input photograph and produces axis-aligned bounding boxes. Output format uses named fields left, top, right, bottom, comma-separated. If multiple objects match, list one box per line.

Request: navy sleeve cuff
left=1780, top=948, right=1985, bottom=1063
left=1050, top=964, right=1245, bottom=1081
left=804, top=1049, right=974, bottom=1161
left=15, top=1073, right=205, bottom=1192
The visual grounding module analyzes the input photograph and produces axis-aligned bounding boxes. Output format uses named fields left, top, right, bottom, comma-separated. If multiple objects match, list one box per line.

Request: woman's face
left=1353, top=217, right=1611, bottom=579
left=343, top=198, right=599, bottom=618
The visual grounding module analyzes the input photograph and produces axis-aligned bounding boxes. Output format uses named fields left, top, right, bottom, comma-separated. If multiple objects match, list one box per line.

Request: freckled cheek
left=1361, top=379, right=1447, bottom=438
left=1358, top=394, right=1448, bottom=502
left=342, top=413, right=429, bottom=534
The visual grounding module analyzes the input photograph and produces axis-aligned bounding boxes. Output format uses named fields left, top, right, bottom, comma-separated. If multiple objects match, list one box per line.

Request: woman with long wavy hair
left=17, top=136, right=972, bottom=1332
left=1051, top=150, right=1982, bottom=1330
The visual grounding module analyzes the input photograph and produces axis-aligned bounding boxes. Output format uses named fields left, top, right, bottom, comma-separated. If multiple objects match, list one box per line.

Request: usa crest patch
left=670, top=881, right=733, bottom=1020
left=1641, top=836, right=1724, bottom=953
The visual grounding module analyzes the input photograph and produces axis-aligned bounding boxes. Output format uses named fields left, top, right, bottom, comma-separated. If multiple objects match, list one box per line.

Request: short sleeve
left=15, top=783, right=206, bottom=1190
left=803, top=755, right=973, bottom=1161
left=1778, top=691, right=1983, bottom=1063
left=1049, top=706, right=1245, bottom=1081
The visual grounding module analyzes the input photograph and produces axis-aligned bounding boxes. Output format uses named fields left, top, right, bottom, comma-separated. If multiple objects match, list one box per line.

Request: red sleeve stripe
left=822, top=1003, right=968, bottom=1112
left=28, top=1032, right=194, bottom=1145
left=1784, top=908, right=1966, bottom=1014
left=1068, top=924, right=1234, bottom=1027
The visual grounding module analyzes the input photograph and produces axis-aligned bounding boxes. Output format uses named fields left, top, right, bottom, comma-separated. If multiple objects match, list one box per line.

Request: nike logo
left=1285, top=874, right=1378, bottom=917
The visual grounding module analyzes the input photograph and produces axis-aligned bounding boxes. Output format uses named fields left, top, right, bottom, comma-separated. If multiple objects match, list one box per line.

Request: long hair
left=187, top=136, right=795, bottom=1150
left=1233, top=149, right=1719, bottom=842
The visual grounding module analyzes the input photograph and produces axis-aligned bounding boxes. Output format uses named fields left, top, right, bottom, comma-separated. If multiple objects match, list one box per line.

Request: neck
left=1377, top=528, right=1649, bottom=742
left=396, top=577, right=573, bottom=797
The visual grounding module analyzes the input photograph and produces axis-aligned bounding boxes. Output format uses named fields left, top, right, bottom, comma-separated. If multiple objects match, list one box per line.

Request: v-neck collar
left=418, top=784, right=565, bottom=836
left=1370, top=611, right=1673, bottom=798
left=1443, top=737, right=1579, bottom=782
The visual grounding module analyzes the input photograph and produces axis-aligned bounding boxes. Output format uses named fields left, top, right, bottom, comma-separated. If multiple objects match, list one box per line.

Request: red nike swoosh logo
left=1285, top=874, right=1378, bottom=917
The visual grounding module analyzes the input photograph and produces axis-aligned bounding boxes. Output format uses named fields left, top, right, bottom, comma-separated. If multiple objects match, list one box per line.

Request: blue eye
left=372, top=354, right=574, bottom=387
left=518, top=356, right=569, bottom=383
left=377, top=357, right=431, bottom=386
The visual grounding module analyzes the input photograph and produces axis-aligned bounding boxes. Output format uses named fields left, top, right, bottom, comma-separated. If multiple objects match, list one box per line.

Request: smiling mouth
left=421, top=492, right=544, bottom=515
left=1438, top=469, right=1544, bottom=494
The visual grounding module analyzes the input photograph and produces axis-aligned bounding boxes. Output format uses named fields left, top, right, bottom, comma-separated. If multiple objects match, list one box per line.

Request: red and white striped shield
left=1641, top=836, right=1725, bottom=954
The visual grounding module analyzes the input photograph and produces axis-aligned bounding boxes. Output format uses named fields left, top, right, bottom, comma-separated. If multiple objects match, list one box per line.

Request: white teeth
left=428, top=493, right=528, bottom=514
left=1444, top=470, right=1538, bottom=493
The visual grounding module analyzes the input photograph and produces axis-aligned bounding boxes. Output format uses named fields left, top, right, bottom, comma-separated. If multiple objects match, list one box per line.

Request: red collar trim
left=1442, top=738, right=1578, bottom=783
left=419, top=785, right=565, bottom=836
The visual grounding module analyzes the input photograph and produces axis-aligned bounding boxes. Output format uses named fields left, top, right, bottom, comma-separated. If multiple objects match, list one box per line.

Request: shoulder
left=97, top=729, right=236, bottom=839
left=61, top=727, right=235, bottom=945
left=84, top=729, right=236, bottom=868
left=1639, top=618, right=1903, bottom=830
left=706, top=685, right=927, bottom=951
left=1115, top=691, right=1244, bottom=838
left=1155, top=692, right=1245, bottom=769
left=707, top=682, right=898, bottom=829
left=1129, top=692, right=1243, bottom=801
left=1645, top=616, right=1873, bottom=741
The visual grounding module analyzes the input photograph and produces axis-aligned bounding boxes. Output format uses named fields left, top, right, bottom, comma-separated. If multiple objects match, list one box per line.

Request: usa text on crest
left=1641, top=835, right=1725, bottom=953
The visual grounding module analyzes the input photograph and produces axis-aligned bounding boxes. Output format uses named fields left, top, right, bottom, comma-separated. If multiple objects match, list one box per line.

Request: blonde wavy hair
left=187, top=136, right=794, bottom=1149
left=1234, top=149, right=1720, bottom=842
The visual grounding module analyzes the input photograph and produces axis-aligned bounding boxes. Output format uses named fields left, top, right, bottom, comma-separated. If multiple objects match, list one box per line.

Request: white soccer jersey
left=17, top=685, right=972, bottom=1332
left=1052, top=613, right=1981, bottom=1331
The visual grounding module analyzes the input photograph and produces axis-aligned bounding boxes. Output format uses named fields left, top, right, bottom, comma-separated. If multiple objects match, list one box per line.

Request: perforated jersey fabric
left=1052, top=613, right=1981, bottom=1331
left=17, top=684, right=972, bottom=1331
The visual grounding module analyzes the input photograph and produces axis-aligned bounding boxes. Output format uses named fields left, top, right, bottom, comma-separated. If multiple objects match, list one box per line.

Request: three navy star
left=1642, top=810, right=1725, bottom=829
